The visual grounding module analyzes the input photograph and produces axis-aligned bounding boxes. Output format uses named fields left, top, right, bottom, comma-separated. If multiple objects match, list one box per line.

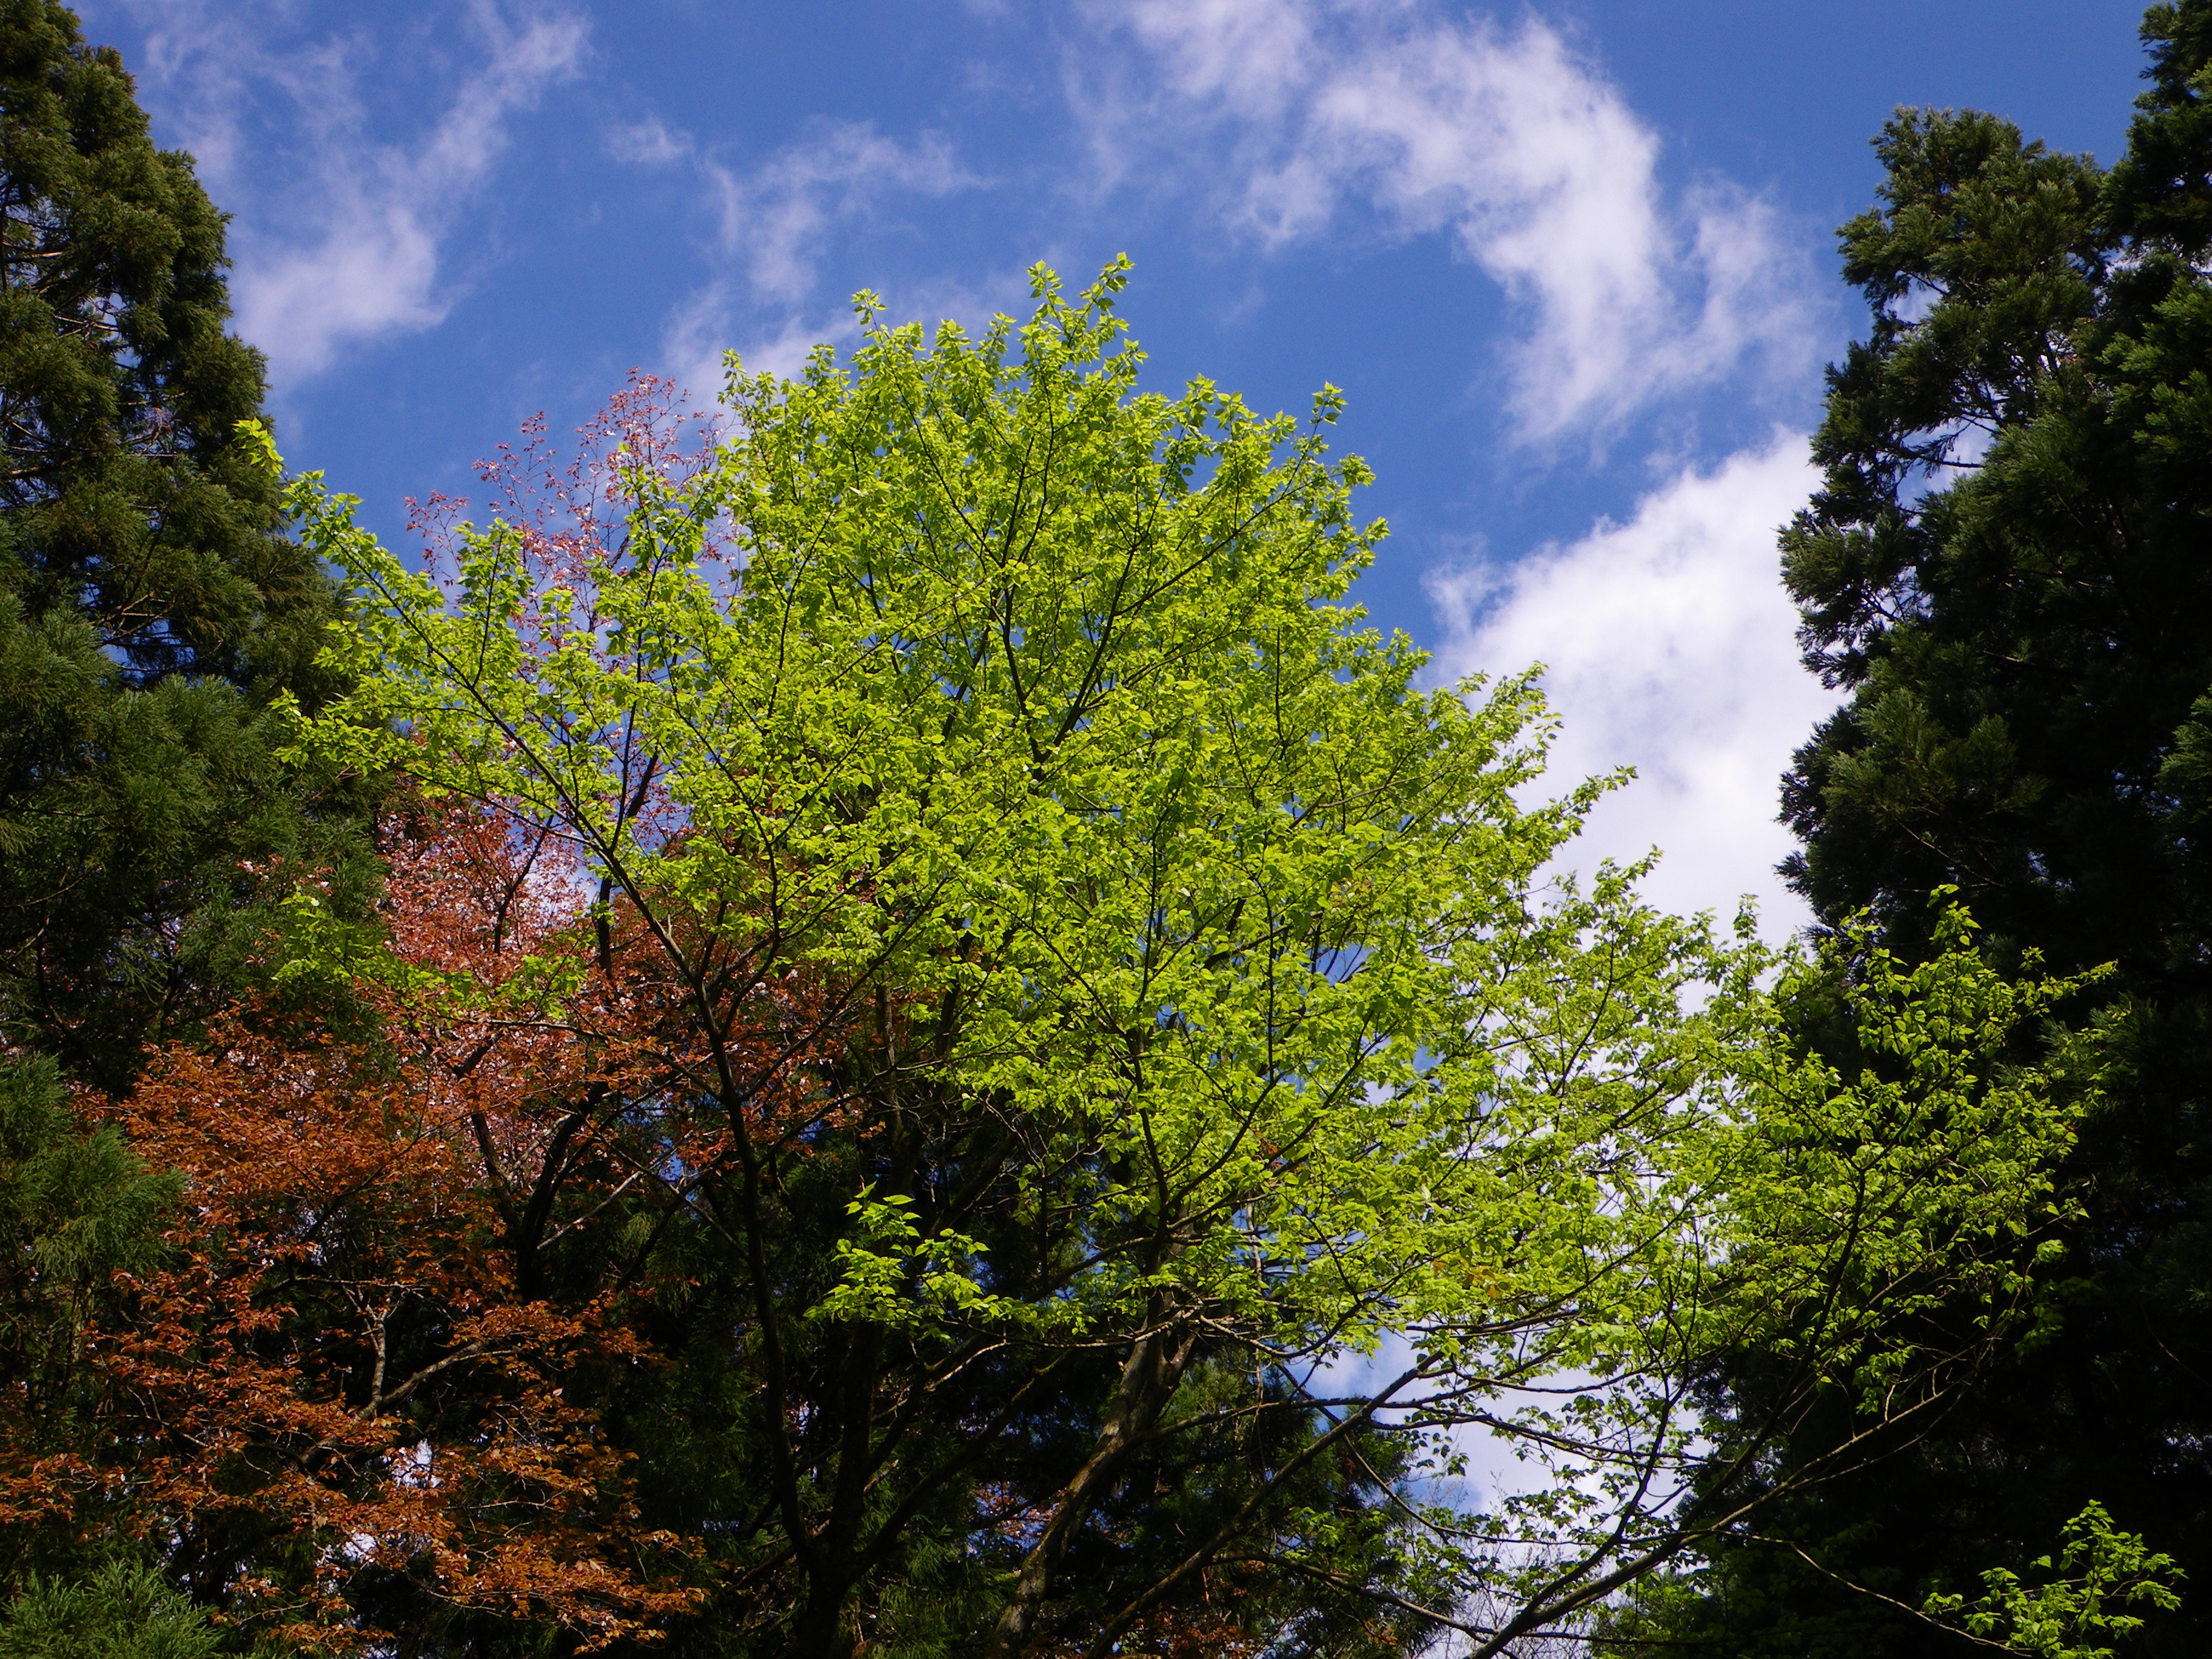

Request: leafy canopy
left=269, top=263, right=2111, bottom=1658
left=1609, top=4, right=2212, bottom=1654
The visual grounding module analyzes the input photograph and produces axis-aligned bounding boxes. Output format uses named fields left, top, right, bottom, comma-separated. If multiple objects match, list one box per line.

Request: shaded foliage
left=0, top=1559, right=219, bottom=1659
left=1604, top=4, right=2212, bottom=1655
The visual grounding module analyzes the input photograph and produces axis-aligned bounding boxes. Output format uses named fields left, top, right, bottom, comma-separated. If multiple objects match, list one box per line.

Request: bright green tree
left=0, top=0, right=367, bottom=1093
left=275, top=264, right=2115, bottom=1658
left=1604, top=4, right=2212, bottom=1654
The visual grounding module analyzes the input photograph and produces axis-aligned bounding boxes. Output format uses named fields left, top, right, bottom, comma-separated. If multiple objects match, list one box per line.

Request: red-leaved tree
left=19, top=375, right=879, bottom=1652
left=20, top=801, right=691, bottom=1647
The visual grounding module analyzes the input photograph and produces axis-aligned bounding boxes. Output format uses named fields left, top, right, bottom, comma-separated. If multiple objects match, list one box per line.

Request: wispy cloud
left=605, top=113, right=691, bottom=169
left=1426, top=435, right=1832, bottom=934
left=661, top=264, right=1044, bottom=414
left=1074, top=0, right=1815, bottom=443
left=705, top=121, right=977, bottom=304
left=611, top=115, right=980, bottom=395
left=660, top=284, right=858, bottom=396
left=113, top=0, right=586, bottom=387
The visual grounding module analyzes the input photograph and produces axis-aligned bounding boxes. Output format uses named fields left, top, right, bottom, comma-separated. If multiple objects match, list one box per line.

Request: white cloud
left=662, top=285, right=860, bottom=398
left=660, top=264, right=1042, bottom=412
left=1076, top=0, right=1815, bottom=443
left=113, top=1, right=586, bottom=386
left=702, top=121, right=977, bottom=305
left=1426, top=434, right=1834, bottom=937
left=623, top=119, right=982, bottom=398
left=605, top=113, right=692, bottom=168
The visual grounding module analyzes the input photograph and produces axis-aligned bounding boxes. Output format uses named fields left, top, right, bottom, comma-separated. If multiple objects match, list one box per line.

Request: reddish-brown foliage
left=33, top=806, right=689, bottom=1646
left=0, top=777, right=846, bottom=1650
left=110, top=1021, right=684, bottom=1649
left=55, top=372, right=828, bottom=1649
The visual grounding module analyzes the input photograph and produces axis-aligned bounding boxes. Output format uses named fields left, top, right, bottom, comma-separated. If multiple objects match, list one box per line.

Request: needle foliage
left=0, top=0, right=366, bottom=1090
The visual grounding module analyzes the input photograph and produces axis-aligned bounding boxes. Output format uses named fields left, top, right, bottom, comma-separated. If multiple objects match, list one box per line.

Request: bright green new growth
left=277, top=263, right=2113, bottom=1654
left=1926, top=1503, right=2185, bottom=1659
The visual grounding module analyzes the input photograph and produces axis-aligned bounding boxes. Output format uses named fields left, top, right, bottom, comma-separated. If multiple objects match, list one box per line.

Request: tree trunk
left=982, top=1321, right=1195, bottom=1659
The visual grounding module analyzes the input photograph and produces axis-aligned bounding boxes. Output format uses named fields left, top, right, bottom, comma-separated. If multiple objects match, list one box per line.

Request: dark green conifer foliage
left=0, top=0, right=361, bottom=1092
left=0, top=1056, right=176, bottom=1585
left=1609, top=5, right=2212, bottom=1654
left=0, top=1559, right=218, bottom=1658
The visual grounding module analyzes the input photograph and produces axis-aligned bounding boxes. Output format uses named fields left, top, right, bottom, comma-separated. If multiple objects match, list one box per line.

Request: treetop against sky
left=2, top=3, right=2200, bottom=1650
left=243, top=273, right=2132, bottom=1653
left=81, top=0, right=2146, bottom=933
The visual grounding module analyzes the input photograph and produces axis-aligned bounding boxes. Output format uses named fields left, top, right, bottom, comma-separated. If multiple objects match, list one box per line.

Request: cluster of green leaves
left=1925, top=1503, right=2182, bottom=1659
left=272, top=257, right=2124, bottom=1658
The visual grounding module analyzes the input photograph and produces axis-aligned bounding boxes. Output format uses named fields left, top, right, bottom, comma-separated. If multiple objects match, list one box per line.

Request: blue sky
left=84, top=0, right=2149, bottom=932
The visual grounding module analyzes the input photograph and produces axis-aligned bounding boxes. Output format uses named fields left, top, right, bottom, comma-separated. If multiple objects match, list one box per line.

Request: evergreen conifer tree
left=0, top=0, right=366, bottom=1093
left=0, top=1560, right=218, bottom=1659
left=1607, top=4, right=2212, bottom=1653
left=0, top=3, right=372, bottom=1621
